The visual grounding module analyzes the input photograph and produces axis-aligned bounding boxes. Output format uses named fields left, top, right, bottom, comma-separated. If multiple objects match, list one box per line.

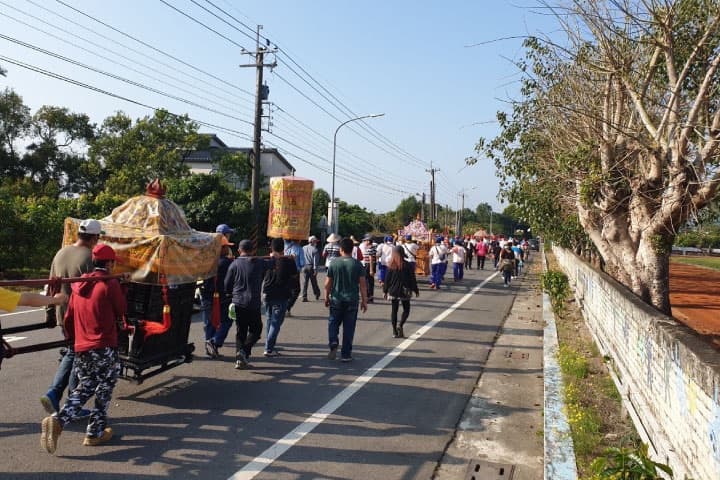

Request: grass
left=671, top=255, right=720, bottom=271
left=545, top=253, right=640, bottom=478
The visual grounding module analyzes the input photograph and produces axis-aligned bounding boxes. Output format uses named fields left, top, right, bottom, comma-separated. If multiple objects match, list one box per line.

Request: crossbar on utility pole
left=240, top=25, right=276, bottom=249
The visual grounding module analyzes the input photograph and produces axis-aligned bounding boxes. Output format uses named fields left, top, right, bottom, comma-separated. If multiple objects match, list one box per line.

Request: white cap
left=308, top=235, right=318, bottom=242
left=79, top=219, right=104, bottom=235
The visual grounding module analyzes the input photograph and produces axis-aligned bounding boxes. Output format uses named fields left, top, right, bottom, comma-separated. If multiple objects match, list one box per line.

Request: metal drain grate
left=465, top=459, right=516, bottom=480
left=504, top=350, right=530, bottom=360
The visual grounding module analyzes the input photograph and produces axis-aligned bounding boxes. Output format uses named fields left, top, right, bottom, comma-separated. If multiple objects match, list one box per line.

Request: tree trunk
left=598, top=232, right=672, bottom=316
left=633, top=235, right=672, bottom=315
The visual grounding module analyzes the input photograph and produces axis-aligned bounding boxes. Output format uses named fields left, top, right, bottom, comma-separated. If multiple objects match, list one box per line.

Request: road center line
left=229, top=271, right=500, bottom=480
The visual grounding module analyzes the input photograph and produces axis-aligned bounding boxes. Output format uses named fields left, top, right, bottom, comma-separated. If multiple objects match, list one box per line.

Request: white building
left=184, top=134, right=295, bottom=188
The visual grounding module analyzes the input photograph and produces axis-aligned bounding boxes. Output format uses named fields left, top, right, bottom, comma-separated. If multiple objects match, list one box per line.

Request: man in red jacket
left=40, top=244, right=126, bottom=454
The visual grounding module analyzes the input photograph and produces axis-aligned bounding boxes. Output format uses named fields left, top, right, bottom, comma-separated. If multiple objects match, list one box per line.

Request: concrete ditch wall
left=553, top=247, right=720, bottom=480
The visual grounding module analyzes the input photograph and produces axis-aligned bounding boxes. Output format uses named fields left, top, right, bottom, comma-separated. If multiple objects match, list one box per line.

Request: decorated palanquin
left=61, top=179, right=222, bottom=285
left=398, top=216, right=432, bottom=276
left=266, top=176, right=314, bottom=240
left=61, top=180, right=221, bottom=382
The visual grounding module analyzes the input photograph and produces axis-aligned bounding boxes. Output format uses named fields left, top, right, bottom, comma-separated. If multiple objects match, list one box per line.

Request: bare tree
left=482, top=0, right=720, bottom=313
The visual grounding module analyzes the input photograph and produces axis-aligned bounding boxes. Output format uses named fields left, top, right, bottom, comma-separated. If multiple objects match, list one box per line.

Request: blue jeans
left=264, top=299, right=288, bottom=352
left=201, top=298, right=233, bottom=346
left=48, top=345, right=78, bottom=399
left=328, top=299, right=359, bottom=359
left=453, top=262, right=464, bottom=280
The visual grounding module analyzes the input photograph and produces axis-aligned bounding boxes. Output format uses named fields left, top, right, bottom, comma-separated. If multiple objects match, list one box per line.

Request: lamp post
left=329, top=113, right=384, bottom=234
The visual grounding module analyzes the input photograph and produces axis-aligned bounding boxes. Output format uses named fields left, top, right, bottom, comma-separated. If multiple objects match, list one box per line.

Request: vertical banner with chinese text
left=266, top=177, right=314, bottom=240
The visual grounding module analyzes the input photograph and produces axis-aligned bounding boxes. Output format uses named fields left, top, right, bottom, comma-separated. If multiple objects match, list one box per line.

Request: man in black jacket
left=224, top=240, right=273, bottom=369
left=262, top=238, right=298, bottom=358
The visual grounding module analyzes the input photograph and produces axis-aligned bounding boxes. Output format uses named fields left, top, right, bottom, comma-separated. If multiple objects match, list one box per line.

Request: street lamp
left=329, top=113, right=385, bottom=234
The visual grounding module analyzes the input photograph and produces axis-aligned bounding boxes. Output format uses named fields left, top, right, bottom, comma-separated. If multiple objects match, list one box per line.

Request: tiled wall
left=554, top=247, right=720, bottom=480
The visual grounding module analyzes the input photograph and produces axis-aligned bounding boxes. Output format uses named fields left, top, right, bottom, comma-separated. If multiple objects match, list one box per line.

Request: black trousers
left=390, top=298, right=410, bottom=329
left=234, top=305, right=262, bottom=359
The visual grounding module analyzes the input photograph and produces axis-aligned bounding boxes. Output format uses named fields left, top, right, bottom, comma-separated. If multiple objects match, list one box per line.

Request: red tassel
left=143, top=305, right=171, bottom=336
left=141, top=281, right=172, bottom=337
left=211, top=292, right=221, bottom=329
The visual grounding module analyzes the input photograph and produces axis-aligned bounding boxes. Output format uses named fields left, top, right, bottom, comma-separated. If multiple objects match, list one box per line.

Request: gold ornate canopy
left=62, top=180, right=222, bottom=285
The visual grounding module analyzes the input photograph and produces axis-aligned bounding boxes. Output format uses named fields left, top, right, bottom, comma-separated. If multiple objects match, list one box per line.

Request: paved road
left=0, top=266, right=517, bottom=479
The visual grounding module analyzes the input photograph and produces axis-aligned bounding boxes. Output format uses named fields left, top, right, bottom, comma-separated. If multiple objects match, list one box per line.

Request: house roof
left=184, top=135, right=294, bottom=172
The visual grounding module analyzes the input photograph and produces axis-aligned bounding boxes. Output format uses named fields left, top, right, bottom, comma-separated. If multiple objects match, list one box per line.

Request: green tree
left=338, top=201, right=373, bottom=237
left=310, top=188, right=330, bottom=236
left=166, top=173, right=251, bottom=235
left=474, top=1, right=720, bottom=313
left=394, top=196, right=421, bottom=226
left=90, top=110, right=204, bottom=197
left=0, top=88, right=31, bottom=179
left=22, top=105, right=96, bottom=195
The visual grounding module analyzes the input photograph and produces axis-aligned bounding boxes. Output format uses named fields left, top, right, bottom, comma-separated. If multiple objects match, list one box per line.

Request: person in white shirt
left=401, top=234, right=419, bottom=272
left=375, top=236, right=394, bottom=285
left=451, top=240, right=466, bottom=281
left=428, top=237, right=448, bottom=290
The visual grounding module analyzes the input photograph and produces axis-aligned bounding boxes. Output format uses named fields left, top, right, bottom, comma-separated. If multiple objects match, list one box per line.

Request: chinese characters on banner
left=266, top=177, right=314, bottom=240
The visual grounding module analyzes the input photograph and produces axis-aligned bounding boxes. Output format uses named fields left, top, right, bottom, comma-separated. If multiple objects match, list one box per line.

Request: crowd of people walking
left=30, top=218, right=530, bottom=454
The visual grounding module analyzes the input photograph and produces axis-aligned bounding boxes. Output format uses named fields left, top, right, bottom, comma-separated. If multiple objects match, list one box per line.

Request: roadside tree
left=474, top=1, right=720, bottom=314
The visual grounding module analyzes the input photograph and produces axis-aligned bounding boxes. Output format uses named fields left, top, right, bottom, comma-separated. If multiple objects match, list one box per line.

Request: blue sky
left=0, top=0, right=559, bottom=214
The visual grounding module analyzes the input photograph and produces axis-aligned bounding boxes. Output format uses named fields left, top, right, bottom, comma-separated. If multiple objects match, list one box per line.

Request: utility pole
left=240, top=25, right=276, bottom=248
left=426, top=163, right=439, bottom=221
left=458, top=191, right=466, bottom=237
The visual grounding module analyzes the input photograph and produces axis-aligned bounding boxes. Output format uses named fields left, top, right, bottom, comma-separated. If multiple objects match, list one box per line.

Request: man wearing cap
left=301, top=236, right=321, bottom=302
left=322, top=233, right=342, bottom=268
left=428, top=236, right=448, bottom=290
left=40, top=219, right=103, bottom=416
left=359, top=234, right=377, bottom=303
left=216, top=224, right=234, bottom=238
left=200, top=236, right=234, bottom=358
left=41, top=243, right=126, bottom=453
left=375, top=236, right=394, bottom=286
left=224, top=239, right=274, bottom=369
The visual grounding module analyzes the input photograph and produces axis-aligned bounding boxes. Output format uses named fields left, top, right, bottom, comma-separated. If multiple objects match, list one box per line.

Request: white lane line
left=0, top=308, right=42, bottom=318
left=229, top=271, right=500, bottom=480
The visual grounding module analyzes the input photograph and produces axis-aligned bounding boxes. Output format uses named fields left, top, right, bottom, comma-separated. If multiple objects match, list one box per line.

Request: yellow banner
left=266, top=176, right=314, bottom=240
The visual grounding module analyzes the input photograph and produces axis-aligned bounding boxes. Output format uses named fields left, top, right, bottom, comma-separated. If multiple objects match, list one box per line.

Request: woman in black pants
left=383, top=246, right=420, bottom=338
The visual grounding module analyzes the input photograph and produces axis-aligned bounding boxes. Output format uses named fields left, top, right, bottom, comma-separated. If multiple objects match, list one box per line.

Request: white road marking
left=229, top=272, right=500, bottom=480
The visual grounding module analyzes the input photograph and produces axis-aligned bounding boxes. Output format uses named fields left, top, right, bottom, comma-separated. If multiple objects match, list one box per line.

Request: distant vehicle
left=529, top=239, right=540, bottom=251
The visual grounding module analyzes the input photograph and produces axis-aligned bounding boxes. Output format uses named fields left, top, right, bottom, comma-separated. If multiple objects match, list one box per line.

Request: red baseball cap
left=92, top=244, right=116, bottom=261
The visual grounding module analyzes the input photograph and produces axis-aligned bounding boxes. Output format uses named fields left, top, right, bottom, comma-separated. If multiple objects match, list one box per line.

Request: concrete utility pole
left=240, top=25, right=276, bottom=248
left=426, top=163, right=439, bottom=221
left=457, top=191, right=466, bottom=237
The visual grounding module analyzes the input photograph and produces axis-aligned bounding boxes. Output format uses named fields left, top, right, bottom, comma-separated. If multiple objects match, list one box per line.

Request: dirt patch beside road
left=670, top=262, right=720, bottom=338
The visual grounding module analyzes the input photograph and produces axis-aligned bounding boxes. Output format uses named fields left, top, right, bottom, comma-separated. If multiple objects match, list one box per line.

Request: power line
left=53, top=0, right=255, bottom=97
left=0, top=5, right=254, bottom=116
left=272, top=108, right=425, bottom=191
left=0, top=53, right=254, bottom=143
left=0, top=33, right=255, bottom=126
left=23, top=0, right=254, bottom=105
left=157, top=0, right=250, bottom=51
left=180, top=0, right=429, bottom=170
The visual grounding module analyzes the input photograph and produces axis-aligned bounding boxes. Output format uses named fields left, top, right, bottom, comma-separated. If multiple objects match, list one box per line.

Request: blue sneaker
left=40, top=390, right=60, bottom=414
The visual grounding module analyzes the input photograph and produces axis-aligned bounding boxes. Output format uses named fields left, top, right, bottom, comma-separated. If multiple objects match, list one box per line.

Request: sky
left=0, top=0, right=560, bottom=215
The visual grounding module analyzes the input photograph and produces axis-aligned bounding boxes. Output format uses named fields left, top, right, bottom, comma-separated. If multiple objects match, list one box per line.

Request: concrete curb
left=542, top=249, right=578, bottom=480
